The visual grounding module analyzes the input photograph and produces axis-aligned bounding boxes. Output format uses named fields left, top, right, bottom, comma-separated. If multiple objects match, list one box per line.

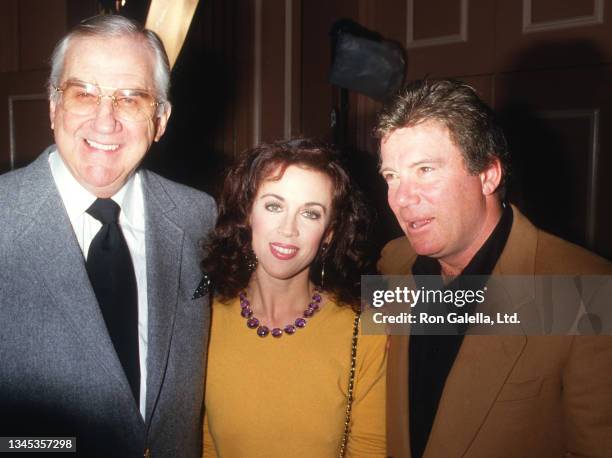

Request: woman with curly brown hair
left=201, top=139, right=386, bottom=457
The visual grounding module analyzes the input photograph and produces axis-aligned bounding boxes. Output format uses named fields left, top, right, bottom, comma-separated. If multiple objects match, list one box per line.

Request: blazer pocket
left=496, top=376, right=543, bottom=402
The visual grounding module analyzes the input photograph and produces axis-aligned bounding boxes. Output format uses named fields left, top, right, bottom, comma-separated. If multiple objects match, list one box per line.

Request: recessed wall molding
left=522, top=0, right=604, bottom=34
left=253, top=0, right=263, bottom=146
left=536, top=109, right=600, bottom=248
left=284, top=0, right=292, bottom=139
left=8, top=93, right=47, bottom=170
left=406, top=0, right=468, bottom=48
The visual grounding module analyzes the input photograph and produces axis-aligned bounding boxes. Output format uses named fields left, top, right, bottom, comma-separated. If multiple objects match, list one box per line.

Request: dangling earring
left=320, top=243, right=328, bottom=289
left=247, top=249, right=258, bottom=272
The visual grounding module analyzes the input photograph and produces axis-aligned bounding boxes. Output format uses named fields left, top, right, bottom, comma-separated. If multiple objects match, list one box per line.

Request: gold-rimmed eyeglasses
left=54, top=80, right=163, bottom=122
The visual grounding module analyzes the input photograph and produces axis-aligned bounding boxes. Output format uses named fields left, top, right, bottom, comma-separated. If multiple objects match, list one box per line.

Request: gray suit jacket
left=0, top=146, right=216, bottom=458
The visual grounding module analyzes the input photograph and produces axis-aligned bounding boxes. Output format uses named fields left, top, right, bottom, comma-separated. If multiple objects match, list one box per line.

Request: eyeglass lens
left=60, top=82, right=157, bottom=121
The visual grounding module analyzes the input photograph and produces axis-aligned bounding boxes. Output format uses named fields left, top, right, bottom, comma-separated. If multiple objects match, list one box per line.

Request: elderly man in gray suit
left=0, top=15, right=215, bottom=458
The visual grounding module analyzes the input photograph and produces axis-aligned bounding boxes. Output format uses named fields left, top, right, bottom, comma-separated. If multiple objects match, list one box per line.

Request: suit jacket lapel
left=424, top=334, right=526, bottom=457
left=14, top=151, right=138, bottom=404
left=387, top=335, right=412, bottom=458
left=141, top=171, right=184, bottom=426
left=423, top=205, right=537, bottom=456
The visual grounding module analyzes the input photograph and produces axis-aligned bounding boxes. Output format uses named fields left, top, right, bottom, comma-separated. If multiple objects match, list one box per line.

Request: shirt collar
left=112, top=169, right=143, bottom=229
left=48, top=149, right=141, bottom=226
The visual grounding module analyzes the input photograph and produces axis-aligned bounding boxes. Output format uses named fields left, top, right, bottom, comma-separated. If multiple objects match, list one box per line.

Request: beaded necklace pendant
left=239, top=289, right=323, bottom=338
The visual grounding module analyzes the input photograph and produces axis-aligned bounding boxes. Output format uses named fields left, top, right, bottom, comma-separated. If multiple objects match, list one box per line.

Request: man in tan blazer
left=375, top=79, right=612, bottom=457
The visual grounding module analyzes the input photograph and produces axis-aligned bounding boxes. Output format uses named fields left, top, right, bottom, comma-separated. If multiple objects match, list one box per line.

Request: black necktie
left=85, top=198, right=140, bottom=404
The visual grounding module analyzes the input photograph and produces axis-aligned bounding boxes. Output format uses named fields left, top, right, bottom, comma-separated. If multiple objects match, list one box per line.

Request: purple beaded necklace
left=238, top=288, right=323, bottom=338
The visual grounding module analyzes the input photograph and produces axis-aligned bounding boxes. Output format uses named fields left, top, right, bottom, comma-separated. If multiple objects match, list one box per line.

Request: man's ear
left=480, top=158, right=502, bottom=196
left=49, top=98, right=56, bottom=130
left=154, top=102, right=172, bottom=142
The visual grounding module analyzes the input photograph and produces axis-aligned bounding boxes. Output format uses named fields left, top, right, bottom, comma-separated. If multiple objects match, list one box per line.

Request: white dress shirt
left=49, top=150, right=148, bottom=418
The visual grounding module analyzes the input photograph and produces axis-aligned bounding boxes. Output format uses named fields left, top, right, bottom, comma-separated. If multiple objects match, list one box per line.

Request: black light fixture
left=329, top=19, right=405, bottom=146
left=330, top=19, right=405, bottom=102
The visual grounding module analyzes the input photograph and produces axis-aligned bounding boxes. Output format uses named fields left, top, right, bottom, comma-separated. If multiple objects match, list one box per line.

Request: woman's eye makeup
left=262, top=198, right=325, bottom=221
left=264, top=201, right=283, bottom=212
left=301, top=209, right=321, bottom=220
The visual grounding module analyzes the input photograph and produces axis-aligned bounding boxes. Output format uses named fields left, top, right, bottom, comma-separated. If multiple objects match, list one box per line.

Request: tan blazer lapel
left=424, top=334, right=527, bottom=457
left=387, top=335, right=411, bottom=458
left=496, top=205, right=538, bottom=275
left=424, top=206, right=536, bottom=456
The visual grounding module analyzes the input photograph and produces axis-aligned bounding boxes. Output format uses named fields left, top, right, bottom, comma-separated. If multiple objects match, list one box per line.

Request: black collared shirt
left=408, top=205, right=513, bottom=458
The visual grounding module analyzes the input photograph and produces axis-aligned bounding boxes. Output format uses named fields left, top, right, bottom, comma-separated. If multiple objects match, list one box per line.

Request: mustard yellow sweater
left=203, top=296, right=387, bottom=457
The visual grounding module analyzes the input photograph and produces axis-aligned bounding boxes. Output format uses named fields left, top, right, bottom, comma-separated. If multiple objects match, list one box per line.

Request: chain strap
left=339, top=311, right=360, bottom=457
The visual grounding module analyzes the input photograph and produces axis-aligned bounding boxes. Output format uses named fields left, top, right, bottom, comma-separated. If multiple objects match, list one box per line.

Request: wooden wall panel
left=405, top=0, right=496, bottom=78
left=301, top=0, right=358, bottom=140
left=596, top=107, right=612, bottom=258
left=66, top=0, right=99, bottom=29
left=358, top=0, right=406, bottom=47
left=0, top=70, right=50, bottom=173
left=229, top=0, right=256, bottom=156
left=10, top=97, right=52, bottom=169
left=495, top=65, right=612, bottom=257
left=0, top=0, right=87, bottom=175
left=0, top=0, right=19, bottom=73
left=143, top=0, right=255, bottom=195
left=411, top=0, right=463, bottom=43
left=496, top=0, right=612, bottom=72
left=515, top=112, right=593, bottom=248
left=288, top=0, right=303, bottom=139
left=204, top=0, right=255, bottom=159
left=348, top=0, right=407, bottom=154
left=457, top=75, right=493, bottom=106
left=259, top=0, right=286, bottom=143
left=530, top=0, right=599, bottom=24
left=19, top=0, right=67, bottom=71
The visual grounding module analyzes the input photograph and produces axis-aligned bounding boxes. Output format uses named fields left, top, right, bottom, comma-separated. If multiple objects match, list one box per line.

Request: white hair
left=48, top=15, right=171, bottom=115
